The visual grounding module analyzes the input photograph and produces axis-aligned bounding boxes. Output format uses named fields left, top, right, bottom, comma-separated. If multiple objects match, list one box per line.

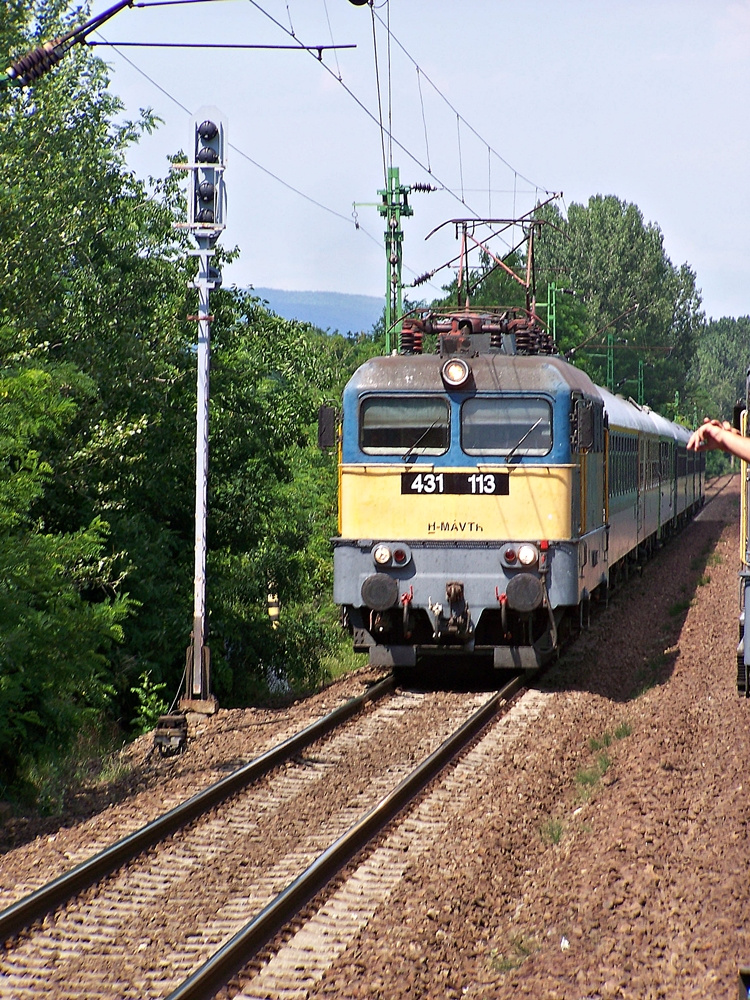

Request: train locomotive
left=330, top=307, right=704, bottom=670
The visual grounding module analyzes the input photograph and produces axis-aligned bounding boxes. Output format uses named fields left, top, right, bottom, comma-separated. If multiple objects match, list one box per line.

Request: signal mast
left=176, top=108, right=227, bottom=714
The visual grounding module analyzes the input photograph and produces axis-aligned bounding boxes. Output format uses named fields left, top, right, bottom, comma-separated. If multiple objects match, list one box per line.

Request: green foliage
left=0, top=352, right=131, bottom=793
left=489, top=935, right=538, bottom=973
left=692, top=316, right=750, bottom=421
left=668, top=599, right=692, bottom=617
left=130, top=671, right=169, bottom=735
left=575, top=752, right=611, bottom=792
left=0, top=6, right=363, bottom=799
left=705, top=450, right=735, bottom=478
left=588, top=731, right=612, bottom=752
left=13, top=721, right=128, bottom=815
left=534, top=196, right=704, bottom=413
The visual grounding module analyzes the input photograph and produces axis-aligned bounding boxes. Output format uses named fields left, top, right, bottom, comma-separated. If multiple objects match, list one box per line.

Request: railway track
left=0, top=672, right=527, bottom=1000
left=0, top=674, right=396, bottom=943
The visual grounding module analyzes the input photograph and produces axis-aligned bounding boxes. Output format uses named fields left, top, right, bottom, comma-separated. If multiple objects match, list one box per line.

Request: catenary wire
left=91, top=30, right=443, bottom=292
left=320, top=0, right=342, bottom=81
left=369, top=3, right=389, bottom=187
left=372, top=7, right=550, bottom=195
left=243, top=0, right=486, bottom=219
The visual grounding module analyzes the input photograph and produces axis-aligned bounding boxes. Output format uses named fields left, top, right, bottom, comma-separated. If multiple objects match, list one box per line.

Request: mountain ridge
left=252, top=287, right=383, bottom=335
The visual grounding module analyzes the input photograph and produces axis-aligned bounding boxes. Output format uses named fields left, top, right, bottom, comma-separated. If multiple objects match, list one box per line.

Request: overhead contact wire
left=94, top=31, right=375, bottom=234
left=457, top=114, right=464, bottom=204
left=372, top=9, right=551, bottom=194
left=369, top=2, right=388, bottom=187
left=416, top=66, right=431, bottom=173
left=321, top=0, right=341, bottom=80
left=386, top=0, right=393, bottom=170
left=244, top=0, right=485, bottom=218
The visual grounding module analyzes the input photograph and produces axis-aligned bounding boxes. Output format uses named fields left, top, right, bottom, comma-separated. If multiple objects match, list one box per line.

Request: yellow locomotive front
left=332, top=314, right=609, bottom=669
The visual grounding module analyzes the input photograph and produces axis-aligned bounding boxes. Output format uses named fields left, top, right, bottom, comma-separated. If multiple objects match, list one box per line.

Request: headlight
left=373, top=544, right=392, bottom=566
left=441, top=357, right=471, bottom=388
left=517, top=543, right=539, bottom=567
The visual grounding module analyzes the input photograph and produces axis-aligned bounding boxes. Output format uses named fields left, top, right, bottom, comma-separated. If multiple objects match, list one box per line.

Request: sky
left=84, top=0, right=750, bottom=321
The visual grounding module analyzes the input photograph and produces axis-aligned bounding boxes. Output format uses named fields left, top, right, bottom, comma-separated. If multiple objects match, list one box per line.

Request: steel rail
left=0, top=674, right=395, bottom=942
left=165, top=672, right=526, bottom=1000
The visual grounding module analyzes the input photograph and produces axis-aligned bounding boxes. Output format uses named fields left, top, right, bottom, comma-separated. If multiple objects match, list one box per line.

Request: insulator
left=412, top=272, right=433, bottom=287
left=399, top=328, right=414, bottom=354
left=515, top=327, right=534, bottom=354
left=8, top=39, right=64, bottom=84
left=412, top=329, right=424, bottom=354
left=490, top=328, right=504, bottom=349
left=412, top=182, right=437, bottom=193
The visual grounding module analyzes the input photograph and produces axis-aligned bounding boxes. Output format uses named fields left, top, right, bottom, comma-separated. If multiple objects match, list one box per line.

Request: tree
left=693, top=316, right=750, bottom=420
left=534, top=196, right=704, bottom=413
left=0, top=346, right=130, bottom=794
left=0, top=3, right=198, bottom=789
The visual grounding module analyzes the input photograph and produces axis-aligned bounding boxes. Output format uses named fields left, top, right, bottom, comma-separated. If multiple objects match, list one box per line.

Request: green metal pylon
left=378, top=166, right=413, bottom=354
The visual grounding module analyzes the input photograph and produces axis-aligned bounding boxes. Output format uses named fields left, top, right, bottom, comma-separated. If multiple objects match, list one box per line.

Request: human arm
left=687, top=417, right=750, bottom=462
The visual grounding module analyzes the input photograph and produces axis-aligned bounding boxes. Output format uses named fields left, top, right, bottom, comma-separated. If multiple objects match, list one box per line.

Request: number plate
left=401, top=471, right=510, bottom=495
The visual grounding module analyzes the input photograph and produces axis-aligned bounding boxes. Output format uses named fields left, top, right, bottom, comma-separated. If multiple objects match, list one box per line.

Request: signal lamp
left=441, top=357, right=471, bottom=388
left=393, top=548, right=408, bottom=565
left=504, top=548, right=517, bottom=563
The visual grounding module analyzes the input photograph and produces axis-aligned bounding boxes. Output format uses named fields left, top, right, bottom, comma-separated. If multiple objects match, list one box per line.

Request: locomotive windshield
left=461, top=397, right=552, bottom=456
left=360, top=396, right=449, bottom=456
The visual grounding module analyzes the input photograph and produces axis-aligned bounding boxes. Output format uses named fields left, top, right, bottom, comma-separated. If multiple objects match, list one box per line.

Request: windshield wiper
left=401, top=420, right=439, bottom=463
left=505, top=417, right=544, bottom=464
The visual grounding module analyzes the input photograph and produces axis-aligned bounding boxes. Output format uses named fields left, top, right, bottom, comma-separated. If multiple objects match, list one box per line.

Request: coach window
left=360, top=396, right=450, bottom=455
left=461, top=397, right=552, bottom=456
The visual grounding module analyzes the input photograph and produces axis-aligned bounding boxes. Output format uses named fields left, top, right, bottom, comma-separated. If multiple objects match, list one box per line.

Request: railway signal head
left=188, top=108, right=226, bottom=240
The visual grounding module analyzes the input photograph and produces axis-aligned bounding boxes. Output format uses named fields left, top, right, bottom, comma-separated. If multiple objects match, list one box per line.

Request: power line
left=372, top=8, right=550, bottom=195
left=96, top=3, right=517, bottom=296
left=94, top=32, right=391, bottom=246
left=369, top=4, right=388, bottom=187
left=243, top=0, right=485, bottom=219
left=89, top=41, right=355, bottom=51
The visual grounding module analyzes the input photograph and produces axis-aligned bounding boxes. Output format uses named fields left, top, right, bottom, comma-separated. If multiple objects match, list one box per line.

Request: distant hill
left=253, top=288, right=382, bottom=335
